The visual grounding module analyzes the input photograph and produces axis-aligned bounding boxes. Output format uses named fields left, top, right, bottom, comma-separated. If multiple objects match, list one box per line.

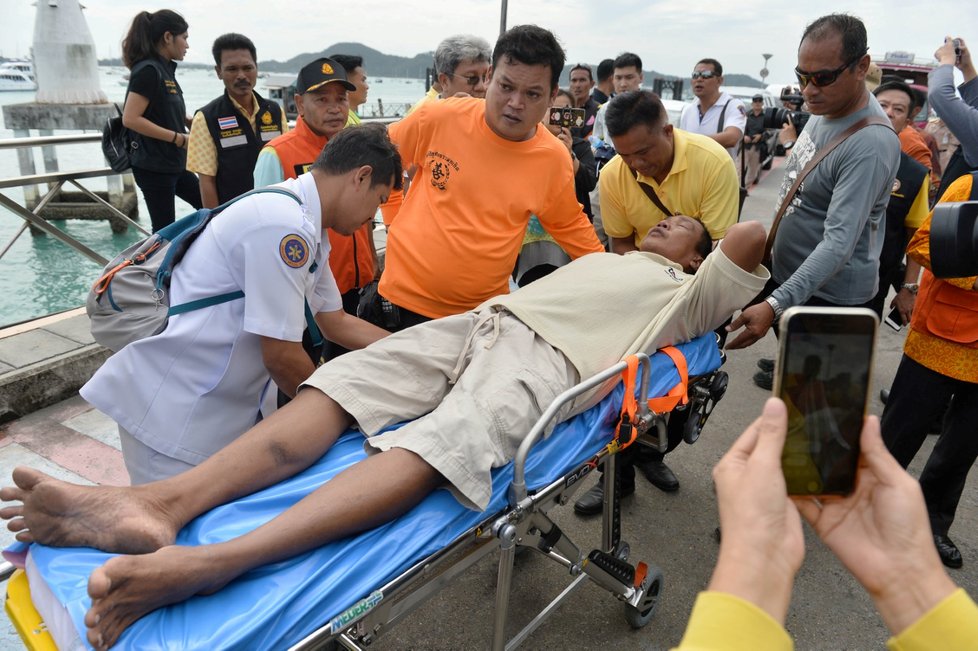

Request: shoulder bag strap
left=763, top=115, right=892, bottom=263
left=636, top=173, right=678, bottom=217
left=717, top=99, right=732, bottom=133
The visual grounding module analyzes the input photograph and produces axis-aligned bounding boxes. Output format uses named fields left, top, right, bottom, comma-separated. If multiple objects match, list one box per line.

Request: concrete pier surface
left=0, top=158, right=976, bottom=649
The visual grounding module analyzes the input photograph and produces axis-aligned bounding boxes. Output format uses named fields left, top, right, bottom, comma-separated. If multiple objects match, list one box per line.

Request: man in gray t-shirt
left=726, top=14, right=900, bottom=386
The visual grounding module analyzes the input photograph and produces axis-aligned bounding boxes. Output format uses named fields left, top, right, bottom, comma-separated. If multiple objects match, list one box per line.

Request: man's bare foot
left=85, top=545, right=237, bottom=650
left=0, top=467, right=178, bottom=553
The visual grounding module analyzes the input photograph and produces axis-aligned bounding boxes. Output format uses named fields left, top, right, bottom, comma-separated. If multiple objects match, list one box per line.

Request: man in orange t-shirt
left=373, top=25, right=603, bottom=329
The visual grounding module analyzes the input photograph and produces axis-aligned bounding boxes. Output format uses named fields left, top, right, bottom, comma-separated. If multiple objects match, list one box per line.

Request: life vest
left=263, top=117, right=375, bottom=294
left=197, top=91, right=284, bottom=204
left=125, top=57, right=187, bottom=174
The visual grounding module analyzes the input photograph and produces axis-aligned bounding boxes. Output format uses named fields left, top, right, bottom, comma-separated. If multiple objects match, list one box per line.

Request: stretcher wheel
left=710, top=371, right=729, bottom=401
left=683, top=414, right=703, bottom=445
left=623, top=563, right=663, bottom=629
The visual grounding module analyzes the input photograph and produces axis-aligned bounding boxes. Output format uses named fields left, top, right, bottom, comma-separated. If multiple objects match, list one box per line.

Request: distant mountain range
left=97, top=42, right=764, bottom=88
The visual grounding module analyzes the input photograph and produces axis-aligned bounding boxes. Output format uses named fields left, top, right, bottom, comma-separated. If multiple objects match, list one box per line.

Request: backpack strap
left=156, top=187, right=303, bottom=291
left=168, top=291, right=245, bottom=316
left=304, top=300, right=324, bottom=350
left=164, top=187, right=306, bottom=313
left=213, top=186, right=302, bottom=212
left=763, top=115, right=893, bottom=264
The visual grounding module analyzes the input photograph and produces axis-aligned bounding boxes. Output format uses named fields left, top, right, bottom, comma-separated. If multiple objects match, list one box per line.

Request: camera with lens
left=760, top=87, right=810, bottom=132
left=931, top=202, right=978, bottom=278
left=762, top=106, right=811, bottom=132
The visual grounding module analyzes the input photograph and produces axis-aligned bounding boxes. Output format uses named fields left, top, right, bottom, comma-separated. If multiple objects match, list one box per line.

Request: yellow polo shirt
left=599, top=129, right=739, bottom=244
left=904, top=175, right=930, bottom=229
left=187, top=95, right=289, bottom=176
left=406, top=86, right=440, bottom=116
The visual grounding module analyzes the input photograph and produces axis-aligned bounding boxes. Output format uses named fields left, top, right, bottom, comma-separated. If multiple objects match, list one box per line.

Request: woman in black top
left=121, top=9, right=202, bottom=232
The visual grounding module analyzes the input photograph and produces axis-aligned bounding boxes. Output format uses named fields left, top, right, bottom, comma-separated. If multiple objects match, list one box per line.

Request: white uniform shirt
left=81, top=172, right=342, bottom=466
left=678, top=92, right=747, bottom=160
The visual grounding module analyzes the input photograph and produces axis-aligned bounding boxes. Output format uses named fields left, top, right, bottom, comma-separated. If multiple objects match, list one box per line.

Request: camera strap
left=763, top=115, right=892, bottom=265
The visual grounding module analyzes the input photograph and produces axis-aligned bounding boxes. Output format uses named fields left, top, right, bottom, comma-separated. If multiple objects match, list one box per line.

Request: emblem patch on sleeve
left=280, top=234, right=310, bottom=268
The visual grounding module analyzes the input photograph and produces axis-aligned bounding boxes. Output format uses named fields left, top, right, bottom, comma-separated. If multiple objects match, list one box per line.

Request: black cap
left=752, top=94, right=763, bottom=101
left=296, top=57, right=356, bottom=94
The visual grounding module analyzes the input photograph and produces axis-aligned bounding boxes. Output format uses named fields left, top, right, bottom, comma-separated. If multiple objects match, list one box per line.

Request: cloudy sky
left=3, top=0, right=974, bottom=84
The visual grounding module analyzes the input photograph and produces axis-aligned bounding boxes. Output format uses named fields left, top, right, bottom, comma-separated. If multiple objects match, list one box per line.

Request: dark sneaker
left=935, top=534, right=963, bottom=569
left=573, top=480, right=635, bottom=516
left=753, top=369, right=773, bottom=390
left=636, top=459, right=679, bottom=492
left=757, top=358, right=775, bottom=372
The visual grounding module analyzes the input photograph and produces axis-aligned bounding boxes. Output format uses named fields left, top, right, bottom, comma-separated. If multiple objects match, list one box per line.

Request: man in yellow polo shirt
left=599, top=89, right=739, bottom=251
left=575, top=89, right=739, bottom=515
left=186, top=33, right=288, bottom=208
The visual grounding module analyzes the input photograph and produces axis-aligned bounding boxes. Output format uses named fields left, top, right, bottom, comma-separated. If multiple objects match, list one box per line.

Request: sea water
left=0, top=67, right=425, bottom=328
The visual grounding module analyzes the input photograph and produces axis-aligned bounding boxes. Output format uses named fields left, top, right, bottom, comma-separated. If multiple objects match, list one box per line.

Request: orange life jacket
left=909, top=171, right=978, bottom=348
left=911, top=270, right=978, bottom=348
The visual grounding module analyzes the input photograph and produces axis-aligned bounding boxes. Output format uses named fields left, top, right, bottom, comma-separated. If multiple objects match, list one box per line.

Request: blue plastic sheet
left=29, top=336, right=720, bottom=650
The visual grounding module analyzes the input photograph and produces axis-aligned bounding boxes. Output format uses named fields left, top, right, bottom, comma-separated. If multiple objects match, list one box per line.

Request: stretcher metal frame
left=288, top=349, right=728, bottom=651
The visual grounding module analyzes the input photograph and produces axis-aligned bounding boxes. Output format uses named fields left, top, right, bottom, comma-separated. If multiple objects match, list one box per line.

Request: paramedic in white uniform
left=80, top=124, right=399, bottom=484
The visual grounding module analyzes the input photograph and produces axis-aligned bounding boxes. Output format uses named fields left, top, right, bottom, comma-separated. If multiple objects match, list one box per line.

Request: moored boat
left=0, top=60, right=37, bottom=91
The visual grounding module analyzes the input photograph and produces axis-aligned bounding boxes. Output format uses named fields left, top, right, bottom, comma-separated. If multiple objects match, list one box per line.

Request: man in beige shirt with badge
left=186, top=33, right=288, bottom=208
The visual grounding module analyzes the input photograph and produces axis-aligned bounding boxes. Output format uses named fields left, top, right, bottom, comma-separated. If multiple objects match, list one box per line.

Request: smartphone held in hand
left=774, top=307, right=878, bottom=495
left=548, top=106, right=586, bottom=130
left=884, top=306, right=903, bottom=332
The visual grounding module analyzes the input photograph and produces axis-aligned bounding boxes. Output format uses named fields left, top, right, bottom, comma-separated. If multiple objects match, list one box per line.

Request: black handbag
left=101, top=104, right=131, bottom=173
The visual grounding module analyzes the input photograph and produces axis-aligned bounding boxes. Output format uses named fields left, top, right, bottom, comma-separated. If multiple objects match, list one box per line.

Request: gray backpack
left=87, top=188, right=301, bottom=352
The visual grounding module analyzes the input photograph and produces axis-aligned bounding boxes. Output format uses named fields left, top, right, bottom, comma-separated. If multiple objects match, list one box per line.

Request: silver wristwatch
left=900, top=282, right=919, bottom=295
left=765, top=295, right=784, bottom=321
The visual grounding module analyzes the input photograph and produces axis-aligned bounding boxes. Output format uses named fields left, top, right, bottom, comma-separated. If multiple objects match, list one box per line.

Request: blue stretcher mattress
left=25, top=335, right=720, bottom=650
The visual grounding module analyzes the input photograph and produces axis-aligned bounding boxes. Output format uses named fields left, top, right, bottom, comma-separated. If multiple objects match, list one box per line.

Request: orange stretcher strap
left=646, top=346, right=689, bottom=414
left=613, top=347, right=690, bottom=450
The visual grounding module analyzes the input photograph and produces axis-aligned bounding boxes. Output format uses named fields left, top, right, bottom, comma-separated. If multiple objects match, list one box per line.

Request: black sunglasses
left=794, top=51, right=866, bottom=88
left=451, top=72, right=488, bottom=88
left=691, top=70, right=718, bottom=80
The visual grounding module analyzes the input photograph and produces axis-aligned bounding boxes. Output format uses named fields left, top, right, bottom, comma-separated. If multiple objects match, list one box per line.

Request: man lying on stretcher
left=0, top=216, right=768, bottom=649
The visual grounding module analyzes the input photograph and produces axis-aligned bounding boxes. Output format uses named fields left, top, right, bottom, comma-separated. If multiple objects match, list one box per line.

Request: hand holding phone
left=548, top=107, right=586, bottom=129
left=774, top=307, right=878, bottom=495
left=884, top=306, right=902, bottom=332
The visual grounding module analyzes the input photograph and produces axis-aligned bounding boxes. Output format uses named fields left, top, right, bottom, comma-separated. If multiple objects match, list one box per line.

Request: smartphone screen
left=775, top=307, right=878, bottom=495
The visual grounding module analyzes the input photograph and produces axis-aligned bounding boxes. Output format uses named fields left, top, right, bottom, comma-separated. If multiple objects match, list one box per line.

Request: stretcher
left=2, top=333, right=728, bottom=650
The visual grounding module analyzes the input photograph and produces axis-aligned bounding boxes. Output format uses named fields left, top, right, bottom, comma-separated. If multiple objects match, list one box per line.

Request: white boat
left=0, top=60, right=37, bottom=91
